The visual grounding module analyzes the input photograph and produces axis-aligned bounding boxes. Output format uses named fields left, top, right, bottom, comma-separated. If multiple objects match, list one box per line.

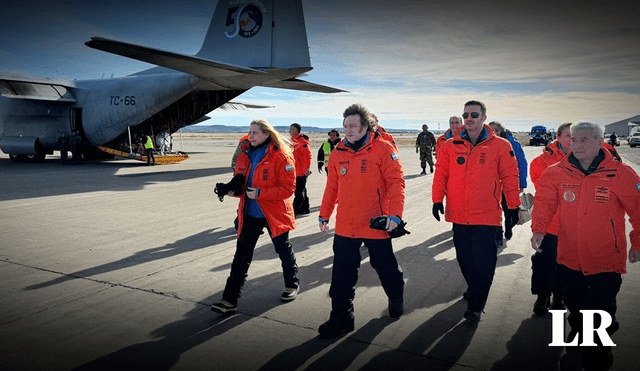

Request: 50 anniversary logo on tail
left=225, top=1, right=266, bottom=39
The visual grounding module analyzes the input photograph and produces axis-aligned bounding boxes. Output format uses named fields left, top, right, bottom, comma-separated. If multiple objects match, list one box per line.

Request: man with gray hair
left=532, top=122, right=640, bottom=369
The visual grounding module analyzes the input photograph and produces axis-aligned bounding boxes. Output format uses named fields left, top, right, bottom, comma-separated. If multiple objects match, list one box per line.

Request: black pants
left=557, top=265, right=621, bottom=335
left=145, top=148, right=155, bottom=165
left=329, top=235, right=404, bottom=321
left=558, top=265, right=621, bottom=368
left=222, top=216, right=299, bottom=305
left=293, top=176, right=309, bottom=215
left=531, top=234, right=563, bottom=299
left=452, top=224, right=499, bottom=312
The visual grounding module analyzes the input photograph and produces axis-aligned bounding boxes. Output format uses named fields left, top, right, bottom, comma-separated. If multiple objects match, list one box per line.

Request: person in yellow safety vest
left=143, top=134, right=155, bottom=166
left=317, top=129, right=341, bottom=174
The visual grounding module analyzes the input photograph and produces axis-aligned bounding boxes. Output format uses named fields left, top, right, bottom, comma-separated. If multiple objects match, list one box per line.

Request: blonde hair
left=250, top=119, right=292, bottom=155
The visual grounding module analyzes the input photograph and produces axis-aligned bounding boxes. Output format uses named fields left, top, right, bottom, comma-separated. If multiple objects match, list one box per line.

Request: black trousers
left=531, top=234, right=563, bottom=299
left=329, top=235, right=404, bottom=321
left=557, top=264, right=621, bottom=336
left=222, top=216, right=299, bottom=305
left=145, top=148, right=155, bottom=165
left=293, top=176, right=309, bottom=215
left=452, top=224, right=499, bottom=312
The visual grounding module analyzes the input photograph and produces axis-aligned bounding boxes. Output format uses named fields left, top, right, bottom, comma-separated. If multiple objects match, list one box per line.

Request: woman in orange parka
left=211, top=119, right=299, bottom=314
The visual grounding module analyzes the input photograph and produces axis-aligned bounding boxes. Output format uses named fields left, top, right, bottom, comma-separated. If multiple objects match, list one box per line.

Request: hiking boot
left=533, top=295, right=550, bottom=315
left=550, top=296, right=565, bottom=310
left=318, top=318, right=354, bottom=338
left=430, top=165, right=434, bottom=173
left=388, top=297, right=404, bottom=318
left=464, top=309, right=481, bottom=322
left=211, top=300, right=237, bottom=315
left=420, top=169, right=426, bottom=175
left=281, top=287, right=299, bottom=302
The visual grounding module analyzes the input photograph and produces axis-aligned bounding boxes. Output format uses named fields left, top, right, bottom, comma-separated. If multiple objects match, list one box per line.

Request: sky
left=1, top=0, right=639, bottom=132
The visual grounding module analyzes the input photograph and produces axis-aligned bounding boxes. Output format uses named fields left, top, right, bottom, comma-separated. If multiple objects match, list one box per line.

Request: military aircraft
left=0, top=0, right=343, bottom=162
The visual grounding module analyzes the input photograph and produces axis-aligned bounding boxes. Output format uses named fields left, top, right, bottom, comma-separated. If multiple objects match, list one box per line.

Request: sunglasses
left=462, top=112, right=481, bottom=119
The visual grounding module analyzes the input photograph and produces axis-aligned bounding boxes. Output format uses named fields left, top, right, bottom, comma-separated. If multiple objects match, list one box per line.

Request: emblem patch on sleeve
left=285, top=164, right=294, bottom=172
left=636, top=182, right=640, bottom=192
left=391, top=153, right=398, bottom=161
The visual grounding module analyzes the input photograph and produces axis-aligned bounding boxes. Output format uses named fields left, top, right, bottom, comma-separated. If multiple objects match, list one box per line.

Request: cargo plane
left=0, top=0, right=343, bottom=162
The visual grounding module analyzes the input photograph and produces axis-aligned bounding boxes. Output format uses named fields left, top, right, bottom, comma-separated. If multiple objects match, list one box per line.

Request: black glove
left=507, top=208, right=520, bottom=228
left=369, top=216, right=410, bottom=238
left=432, top=202, right=444, bottom=221
left=214, top=173, right=246, bottom=202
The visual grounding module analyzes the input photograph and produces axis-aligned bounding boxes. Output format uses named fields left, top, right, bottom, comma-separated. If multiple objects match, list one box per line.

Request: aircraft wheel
left=27, top=152, right=46, bottom=162
left=9, top=154, right=25, bottom=162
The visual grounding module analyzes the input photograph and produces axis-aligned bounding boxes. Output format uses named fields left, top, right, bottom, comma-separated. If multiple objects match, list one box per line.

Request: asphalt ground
left=1, top=137, right=639, bottom=371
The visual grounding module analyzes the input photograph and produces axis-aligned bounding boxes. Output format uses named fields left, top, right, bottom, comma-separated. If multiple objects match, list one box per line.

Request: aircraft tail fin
left=196, top=0, right=311, bottom=69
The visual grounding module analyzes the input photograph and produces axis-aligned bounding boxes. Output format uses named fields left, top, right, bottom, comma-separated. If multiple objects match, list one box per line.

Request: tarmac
left=1, top=138, right=639, bottom=371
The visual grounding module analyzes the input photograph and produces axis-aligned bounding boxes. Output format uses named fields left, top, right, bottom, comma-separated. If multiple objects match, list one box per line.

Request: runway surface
left=1, top=138, right=639, bottom=371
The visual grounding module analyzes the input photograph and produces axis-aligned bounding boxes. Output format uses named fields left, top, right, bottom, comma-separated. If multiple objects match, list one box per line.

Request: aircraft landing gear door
left=70, top=108, right=84, bottom=137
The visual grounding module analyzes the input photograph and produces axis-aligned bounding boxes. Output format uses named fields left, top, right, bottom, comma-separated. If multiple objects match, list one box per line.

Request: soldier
left=416, top=124, right=436, bottom=174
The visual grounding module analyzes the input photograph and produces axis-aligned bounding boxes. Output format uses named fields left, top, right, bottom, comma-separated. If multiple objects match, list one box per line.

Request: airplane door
left=70, top=108, right=84, bottom=136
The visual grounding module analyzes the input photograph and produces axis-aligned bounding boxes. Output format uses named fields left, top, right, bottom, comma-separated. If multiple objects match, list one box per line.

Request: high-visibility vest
left=144, top=136, right=153, bottom=150
left=321, top=141, right=332, bottom=167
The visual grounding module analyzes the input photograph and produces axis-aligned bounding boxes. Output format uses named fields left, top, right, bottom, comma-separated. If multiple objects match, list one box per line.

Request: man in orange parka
left=531, top=122, right=640, bottom=369
left=432, top=100, right=520, bottom=322
left=529, top=122, right=572, bottom=315
left=435, top=115, right=463, bottom=161
left=211, top=119, right=299, bottom=314
left=317, top=103, right=405, bottom=338
left=290, top=123, right=312, bottom=216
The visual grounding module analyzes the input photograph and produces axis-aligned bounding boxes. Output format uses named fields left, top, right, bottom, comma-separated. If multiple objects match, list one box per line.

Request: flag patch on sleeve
left=391, top=153, right=398, bottom=161
left=636, top=182, right=640, bottom=192
left=286, top=164, right=294, bottom=172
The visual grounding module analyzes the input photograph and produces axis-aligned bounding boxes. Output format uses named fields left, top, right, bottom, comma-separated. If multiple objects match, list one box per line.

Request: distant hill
left=179, top=125, right=422, bottom=134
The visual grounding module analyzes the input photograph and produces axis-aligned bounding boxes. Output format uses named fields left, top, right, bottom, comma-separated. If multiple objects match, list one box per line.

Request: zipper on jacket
left=610, top=219, right=620, bottom=253
left=377, top=189, right=383, bottom=214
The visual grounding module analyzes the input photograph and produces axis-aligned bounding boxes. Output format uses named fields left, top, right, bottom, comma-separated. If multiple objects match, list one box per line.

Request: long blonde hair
left=250, top=119, right=292, bottom=155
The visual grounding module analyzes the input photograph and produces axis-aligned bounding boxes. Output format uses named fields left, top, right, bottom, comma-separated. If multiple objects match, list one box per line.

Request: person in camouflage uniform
left=415, top=124, right=436, bottom=174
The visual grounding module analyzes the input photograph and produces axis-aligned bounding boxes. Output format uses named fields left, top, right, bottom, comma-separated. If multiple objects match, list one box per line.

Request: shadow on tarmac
left=24, top=227, right=237, bottom=291
left=64, top=228, right=529, bottom=370
left=0, top=158, right=232, bottom=201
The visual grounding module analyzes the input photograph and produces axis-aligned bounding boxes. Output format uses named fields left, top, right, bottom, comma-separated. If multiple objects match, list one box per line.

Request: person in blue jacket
left=489, top=121, right=527, bottom=243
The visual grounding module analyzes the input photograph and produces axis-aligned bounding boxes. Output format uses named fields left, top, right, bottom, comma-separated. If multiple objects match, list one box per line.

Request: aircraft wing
left=0, top=73, right=77, bottom=102
left=262, top=78, right=346, bottom=93
left=85, top=37, right=346, bottom=93
left=85, top=37, right=267, bottom=79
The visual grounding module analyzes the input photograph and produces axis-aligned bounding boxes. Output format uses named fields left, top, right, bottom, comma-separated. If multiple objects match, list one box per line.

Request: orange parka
left=234, top=140, right=296, bottom=238
left=432, top=124, right=520, bottom=226
left=291, top=134, right=312, bottom=177
left=532, top=149, right=640, bottom=275
left=319, top=132, right=405, bottom=239
left=529, top=140, right=568, bottom=236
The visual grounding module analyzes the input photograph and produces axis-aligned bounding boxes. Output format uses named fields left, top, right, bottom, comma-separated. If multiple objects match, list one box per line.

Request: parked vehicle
left=529, top=126, right=549, bottom=146
left=628, top=132, right=640, bottom=148
left=605, top=134, right=620, bottom=146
